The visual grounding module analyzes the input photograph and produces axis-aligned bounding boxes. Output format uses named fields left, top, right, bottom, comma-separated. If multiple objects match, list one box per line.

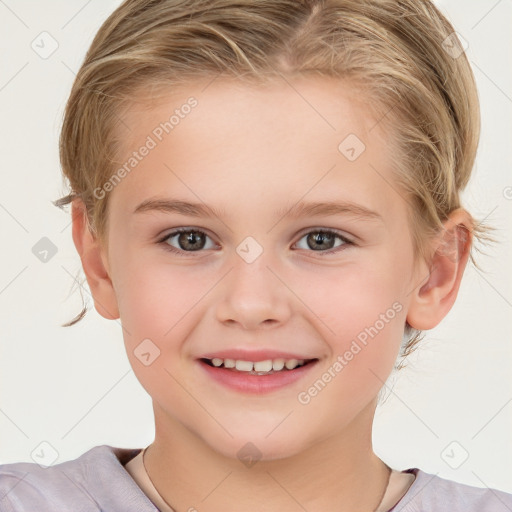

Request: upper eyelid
left=158, top=226, right=219, bottom=245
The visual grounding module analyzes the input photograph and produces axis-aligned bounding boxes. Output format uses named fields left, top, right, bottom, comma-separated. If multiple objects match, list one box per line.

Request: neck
left=144, top=398, right=391, bottom=512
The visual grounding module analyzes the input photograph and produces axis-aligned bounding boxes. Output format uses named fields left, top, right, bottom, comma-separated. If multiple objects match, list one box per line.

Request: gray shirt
left=1, top=445, right=511, bottom=511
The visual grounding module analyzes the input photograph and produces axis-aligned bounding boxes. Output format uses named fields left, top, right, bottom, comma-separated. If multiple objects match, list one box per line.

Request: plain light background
left=0, top=0, right=511, bottom=494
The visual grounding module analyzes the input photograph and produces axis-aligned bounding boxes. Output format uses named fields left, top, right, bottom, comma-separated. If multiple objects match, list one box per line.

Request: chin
left=204, top=430, right=312, bottom=465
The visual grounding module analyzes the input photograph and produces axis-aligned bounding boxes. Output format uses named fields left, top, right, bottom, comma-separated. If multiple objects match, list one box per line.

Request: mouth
left=197, top=356, right=320, bottom=394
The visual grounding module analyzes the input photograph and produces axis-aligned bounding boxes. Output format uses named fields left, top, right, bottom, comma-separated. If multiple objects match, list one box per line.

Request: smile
left=198, top=357, right=319, bottom=394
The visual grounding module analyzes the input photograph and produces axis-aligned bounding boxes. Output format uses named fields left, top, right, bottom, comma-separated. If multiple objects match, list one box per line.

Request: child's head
left=55, top=0, right=481, bottom=458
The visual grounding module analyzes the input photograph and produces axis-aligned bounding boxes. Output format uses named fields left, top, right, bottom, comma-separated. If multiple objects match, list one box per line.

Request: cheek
left=113, top=254, right=210, bottom=350
left=308, top=261, right=406, bottom=343
left=115, top=261, right=210, bottom=398
left=107, top=215, right=210, bottom=331
left=301, top=259, right=408, bottom=395
left=295, top=266, right=407, bottom=431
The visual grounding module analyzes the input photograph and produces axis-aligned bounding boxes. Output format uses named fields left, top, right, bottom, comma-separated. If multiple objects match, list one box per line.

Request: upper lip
left=198, top=349, right=318, bottom=362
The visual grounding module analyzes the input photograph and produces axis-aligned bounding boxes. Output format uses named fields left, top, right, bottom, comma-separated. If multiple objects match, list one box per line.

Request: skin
left=72, top=75, right=472, bottom=512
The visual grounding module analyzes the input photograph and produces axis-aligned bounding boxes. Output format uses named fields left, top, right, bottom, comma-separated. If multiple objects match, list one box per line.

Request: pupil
left=309, top=232, right=334, bottom=250
left=180, top=231, right=204, bottom=250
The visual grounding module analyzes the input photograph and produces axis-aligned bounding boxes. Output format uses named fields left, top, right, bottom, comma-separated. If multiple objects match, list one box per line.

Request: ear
left=406, top=208, right=472, bottom=330
left=71, top=199, right=120, bottom=320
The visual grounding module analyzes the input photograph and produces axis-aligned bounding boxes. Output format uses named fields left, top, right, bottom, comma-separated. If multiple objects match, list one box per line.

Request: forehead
left=116, top=75, right=387, bottom=158
left=108, top=75, right=405, bottom=223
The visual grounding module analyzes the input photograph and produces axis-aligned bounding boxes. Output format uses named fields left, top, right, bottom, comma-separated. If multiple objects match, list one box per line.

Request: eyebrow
left=133, top=196, right=383, bottom=222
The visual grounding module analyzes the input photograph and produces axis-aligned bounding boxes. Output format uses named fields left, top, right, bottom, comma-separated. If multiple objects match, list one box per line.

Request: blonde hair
left=54, top=0, right=485, bottom=361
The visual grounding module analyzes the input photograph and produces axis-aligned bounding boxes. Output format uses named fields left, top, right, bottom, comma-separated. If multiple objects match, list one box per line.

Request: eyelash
left=156, top=227, right=354, bottom=257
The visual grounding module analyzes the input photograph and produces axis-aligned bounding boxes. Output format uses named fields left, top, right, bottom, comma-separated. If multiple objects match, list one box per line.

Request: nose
left=214, top=253, right=292, bottom=330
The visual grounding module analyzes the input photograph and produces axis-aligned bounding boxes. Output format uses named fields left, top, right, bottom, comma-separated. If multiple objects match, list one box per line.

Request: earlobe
left=406, top=209, right=472, bottom=331
left=71, top=199, right=120, bottom=320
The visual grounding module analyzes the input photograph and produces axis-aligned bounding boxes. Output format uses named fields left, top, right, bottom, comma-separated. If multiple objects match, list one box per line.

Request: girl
left=1, top=0, right=510, bottom=510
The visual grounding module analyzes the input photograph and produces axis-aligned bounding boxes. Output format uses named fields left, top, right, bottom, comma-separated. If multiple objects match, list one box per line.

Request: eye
left=293, top=229, right=352, bottom=255
left=158, top=228, right=216, bottom=256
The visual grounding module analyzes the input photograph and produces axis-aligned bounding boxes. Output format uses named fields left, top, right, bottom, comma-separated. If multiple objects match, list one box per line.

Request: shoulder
left=0, top=445, right=157, bottom=512
left=392, top=468, right=512, bottom=512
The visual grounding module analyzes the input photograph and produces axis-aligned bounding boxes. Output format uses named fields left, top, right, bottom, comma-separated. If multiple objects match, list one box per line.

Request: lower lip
left=197, top=359, right=318, bottom=394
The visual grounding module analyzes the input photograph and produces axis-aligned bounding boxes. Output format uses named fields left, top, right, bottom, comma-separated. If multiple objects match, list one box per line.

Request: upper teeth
left=209, top=358, right=306, bottom=372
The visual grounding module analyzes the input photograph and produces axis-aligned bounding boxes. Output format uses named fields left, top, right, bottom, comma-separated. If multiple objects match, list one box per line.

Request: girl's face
left=103, top=77, right=423, bottom=460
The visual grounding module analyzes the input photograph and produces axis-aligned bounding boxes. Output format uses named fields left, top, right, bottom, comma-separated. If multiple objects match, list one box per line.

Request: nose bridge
left=215, top=238, right=292, bottom=329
